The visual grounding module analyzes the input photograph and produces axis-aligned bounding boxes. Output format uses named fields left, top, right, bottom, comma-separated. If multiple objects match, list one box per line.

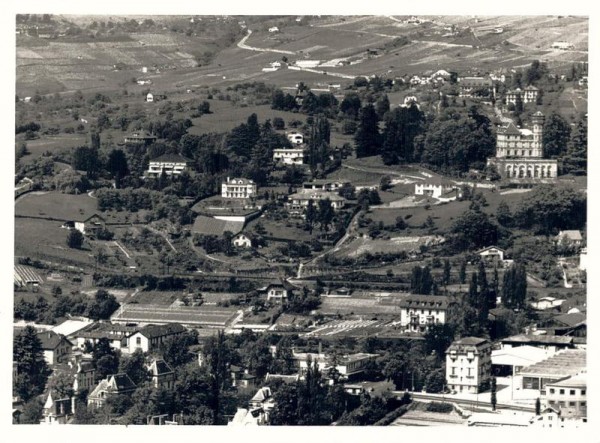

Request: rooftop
left=502, top=334, right=574, bottom=346
left=399, top=294, right=449, bottom=310
left=519, top=349, right=586, bottom=377
left=36, top=330, right=72, bottom=350
left=138, top=323, right=186, bottom=339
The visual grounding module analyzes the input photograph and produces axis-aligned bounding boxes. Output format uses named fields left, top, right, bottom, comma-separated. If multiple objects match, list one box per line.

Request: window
left=559, top=389, right=565, bottom=395
left=548, top=400, right=555, bottom=405
left=581, top=390, right=586, bottom=396
left=581, top=402, right=586, bottom=407
left=550, top=389, right=555, bottom=394
left=136, top=337, right=141, bottom=346
left=570, top=390, right=576, bottom=395
left=569, top=402, right=575, bottom=407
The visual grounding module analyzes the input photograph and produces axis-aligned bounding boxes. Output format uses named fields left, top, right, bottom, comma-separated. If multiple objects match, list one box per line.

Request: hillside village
left=13, top=14, right=588, bottom=428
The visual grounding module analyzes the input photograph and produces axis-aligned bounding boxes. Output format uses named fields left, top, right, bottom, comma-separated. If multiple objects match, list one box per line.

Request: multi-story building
left=542, top=374, right=587, bottom=420
left=446, top=337, right=492, bottom=394
left=273, top=147, right=305, bottom=165
left=286, top=191, right=346, bottom=214
left=148, top=359, right=176, bottom=390
left=458, top=76, right=493, bottom=97
left=505, top=85, right=539, bottom=105
left=399, top=295, right=449, bottom=333
left=147, top=153, right=192, bottom=176
left=221, top=177, right=257, bottom=199
left=487, top=112, right=558, bottom=179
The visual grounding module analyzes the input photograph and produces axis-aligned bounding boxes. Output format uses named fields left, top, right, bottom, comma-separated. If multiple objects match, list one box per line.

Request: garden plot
left=335, top=235, right=445, bottom=259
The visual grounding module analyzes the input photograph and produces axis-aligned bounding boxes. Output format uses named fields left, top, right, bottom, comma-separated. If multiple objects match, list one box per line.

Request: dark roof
left=110, top=373, right=137, bottom=392
left=453, top=337, right=488, bottom=346
left=399, top=295, right=449, bottom=309
left=83, top=213, right=106, bottom=223
left=191, top=215, right=244, bottom=237
left=149, top=359, right=174, bottom=376
left=36, top=331, right=72, bottom=350
left=553, top=312, right=586, bottom=328
left=139, top=323, right=186, bottom=339
left=477, top=245, right=506, bottom=254
left=499, top=122, right=522, bottom=136
left=150, top=153, right=193, bottom=163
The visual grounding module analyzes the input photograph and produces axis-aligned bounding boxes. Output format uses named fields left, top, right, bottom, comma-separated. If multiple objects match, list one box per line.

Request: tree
left=379, top=175, right=392, bottom=191
left=119, top=350, right=149, bottom=385
left=502, top=262, right=528, bottom=310
left=496, top=200, right=512, bottom=227
left=340, top=92, right=362, bottom=119
left=525, top=60, right=547, bottom=85
left=375, top=94, right=390, bottom=120
left=20, top=398, right=44, bottom=424
left=90, top=338, right=120, bottom=380
left=48, top=371, right=75, bottom=399
left=87, top=289, right=119, bottom=320
left=411, top=265, right=433, bottom=295
left=535, top=397, right=541, bottom=415
left=380, top=104, right=425, bottom=165
left=317, top=198, right=334, bottom=232
left=425, top=369, right=446, bottom=393
left=160, top=331, right=198, bottom=368
left=13, top=326, right=51, bottom=401
left=424, top=324, right=455, bottom=360
left=443, top=259, right=451, bottom=286
left=459, top=260, right=467, bottom=284
left=106, top=149, right=129, bottom=180
left=491, top=377, right=497, bottom=411
left=450, top=210, right=498, bottom=252
left=354, top=104, right=381, bottom=158
left=305, top=199, right=317, bottom=234
left=563, top=117, right=587, bottom=174
left=543, top=113, right=571, bottom=158
left=66, top=229, right=84, bottom=249
left=270, top=383, right=299, bottom=425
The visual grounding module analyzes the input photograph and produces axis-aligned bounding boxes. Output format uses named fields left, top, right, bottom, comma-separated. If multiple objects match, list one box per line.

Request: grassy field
left=16, top=191, right=99, bottom=221
left=19, top=134, right=87, bottom=161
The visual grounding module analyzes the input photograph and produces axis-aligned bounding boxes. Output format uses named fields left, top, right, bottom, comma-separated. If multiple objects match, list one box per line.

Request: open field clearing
left=19, top=135, right=87, bottom=161
left=334, top=235, right=445, bottom=259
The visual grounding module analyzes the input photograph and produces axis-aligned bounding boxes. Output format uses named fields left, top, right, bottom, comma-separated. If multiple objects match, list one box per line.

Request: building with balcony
left=147, top=153, right=192, bottom=176
left=221, top=177, right=257, bottom=199
left=399, top=295, right=449, bottom=333
left=273, top=147, right=305, bottom=165
left=446, top=337, right=492, bottom=394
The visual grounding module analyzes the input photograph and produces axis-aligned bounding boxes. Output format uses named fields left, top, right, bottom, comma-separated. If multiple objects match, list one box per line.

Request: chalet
left=148, top=359, right=175, bottom=390
left=478, top=246, right=506, bottom=263
left=399, top=295, right=449, bottom=333
left=446, top=337, right=492, bottom=394
left=147, top=153, right=192, bottom=176
left=222, top=177, right=257, bottom=199
left=126, top=323, right=186, bottom=354
left=88, top=374, right=137, bottom=409
left=75, top=214, right=106, bottom=236
left=260, top=280, right=291, bottom=302
left=123, top=131, right=157, bottom=146
left=36, top=331, right=73, bottom=365
left=273, top=147, right=305, bottom=165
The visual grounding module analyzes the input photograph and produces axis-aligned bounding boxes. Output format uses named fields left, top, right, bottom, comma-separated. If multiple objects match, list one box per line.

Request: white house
left=148, top=359, right=176, bottom=390
left=446, top=337, right=492, bottom=394
left=232, top=233, right=253, bottom=248
left=414, top=180, right=457, bottom=199
left=286, top=132, right=304, bottom=145
left=36, top=331, right=73, bottom=366
left=542, top=374, right=587, bottom=421
left=531, top=296, right=565, bottom=311
left=478, top=246, right=506, bottom=263
left=268, top=26, right=279, bottom=33
left=273, top=147, right=304, bottom=165
left=399, top=295, right=449, bottom=333
left=87, top=374, right=137, bottom=409
left=221, top=177, right=257, bottom=199
left=146, top=93, right=154, bottom=102
left=260, top=281, right=290, bottom=302
left=126, top=323, right=186, bottom=354
left=286, top=191, right=346, bottom=214
left=75, top=214, right=106, bottom=236
left=147, top=153, right=192, bottom=176
left=579, top=248, right=587, bottom=271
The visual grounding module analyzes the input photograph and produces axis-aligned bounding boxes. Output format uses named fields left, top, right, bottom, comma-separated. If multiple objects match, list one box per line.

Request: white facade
left=273, top=147, right=304, bottom=165
left=286, top=132, right=304, bottom=145
left=221, top=178, right=257, bottom=199
left=148, top=159, right=190, bottom=176
left=446, top=338, right=492, bottom=394
left=287, top=191, right=345, bottom=214
left=478, top=246, right=505, bottom=262
left=399, top=295, right=449, bottom=333
left=232, top=234, right=253, bottom=248
left=542, top=375, right=587, bottom=420
left=414, top=182, right=455, bottom=199
left=266, top=285, right=288, bottom=302
left=146, top=93, right=154, bottom=102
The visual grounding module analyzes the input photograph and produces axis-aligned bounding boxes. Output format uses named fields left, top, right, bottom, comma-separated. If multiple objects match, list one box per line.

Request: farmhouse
left=36, top=331, right=73, bottom=365
left=478, top=245, right=506, bottom=263
left=273, top=147, right=305, bottom=165
left=295, top=60, right=321, bottom=68
left=126, top=323, right=187, bottom=354
left=531, top=296, right=565, bottom=311
left=286, top=191, right=346, bottom=214
left=260, top=280, right=291, bottom=302
left=487, top=112, right=558, bottom=179
left=458, top=76, right=493, bottom=97
left=399, top=295, right=449, bottom=333
left=555, top=230, right=583, bottom=248
left=88, top=374, right=137, bottom=409
left=75, top=214, right=106, bottom=236
left=147, top=153, right=192, bottom=176
left=222, top=177, right=257, bottom=199
left=146, top=93, right=154, bottom=102
left=446, top=337, right=492, bottom=394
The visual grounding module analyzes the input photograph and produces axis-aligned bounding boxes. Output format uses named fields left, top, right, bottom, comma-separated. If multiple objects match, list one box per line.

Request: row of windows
left=549, top=388, right=586, bottom=396
left=548, top=400, right=587, bottom=407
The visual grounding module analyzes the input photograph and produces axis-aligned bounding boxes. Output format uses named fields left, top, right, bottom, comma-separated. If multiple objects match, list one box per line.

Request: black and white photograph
left=7, top=2, right=595, bottom=437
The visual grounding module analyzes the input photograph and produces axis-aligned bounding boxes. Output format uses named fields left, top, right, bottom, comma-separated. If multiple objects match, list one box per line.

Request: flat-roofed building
left=542, top=374, right=587, bottom=420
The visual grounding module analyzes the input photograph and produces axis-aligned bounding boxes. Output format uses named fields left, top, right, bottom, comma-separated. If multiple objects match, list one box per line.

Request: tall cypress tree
left=354, top=104, right=381, bottom=158
left=13, top=326, right=51, bottom=401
